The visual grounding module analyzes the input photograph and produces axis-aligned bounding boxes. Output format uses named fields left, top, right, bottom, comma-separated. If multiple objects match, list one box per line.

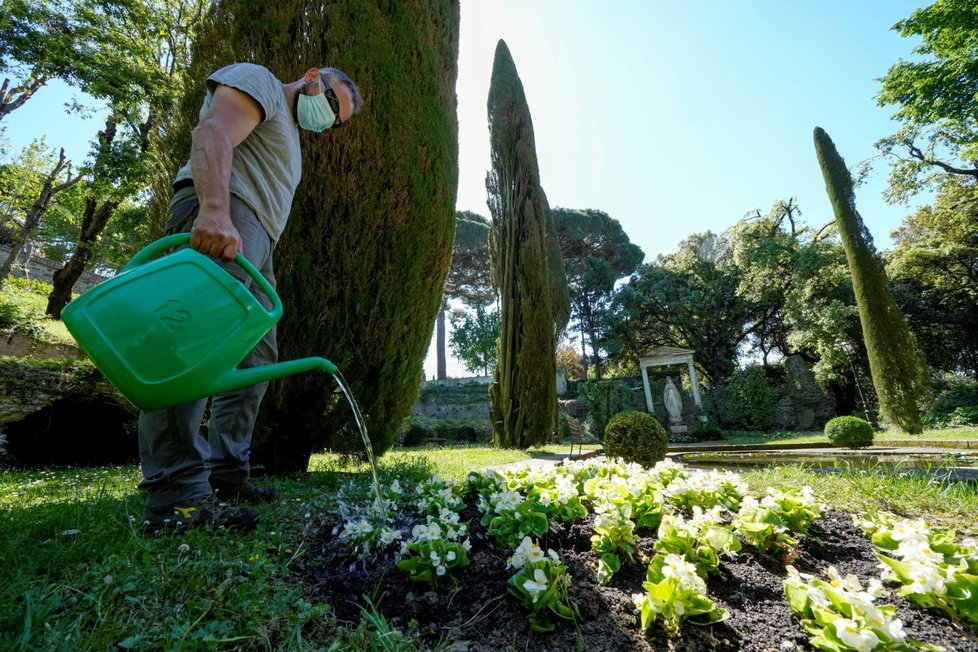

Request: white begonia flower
left=494, top=490, right=523, bottom=513
left=357, top=520, right=373, bottom=534
left=399, top=541, right=410, bottom=555
left=537, top=492, right=553, bottom=507
left=446, top=550, right=456, bottom=562
left=436, top=564, right=446, bottom=576
left=907, top=564, right=946, bottom=595
left=865, top=578, right=885, bottom=598
left=895, top=538, right=939, bottom=564
left=661, top=554, right=705, bottom=593
left=883, top=618, right=906, bottom=642
left=548, top=549, right=561, bottom=564
left=389, top=479, right=402, bottom=494
left=891, top=519, right=930, bottom=542
left=959, top=538, right=977, bottom=556
left=430, top=550, right=441, bottom=563
left=462, top=538, right=472, bottom=552
left=631, top=592, right=647, bottom=611
left=834, top=618, right=880, bottom=652
left=379, top=529, right=400, bottom=545
left=523, top=568, right=549, bottom=603
left=806, top=586, right=831, bottom=608
left=739, top=495, right=760, bottom=514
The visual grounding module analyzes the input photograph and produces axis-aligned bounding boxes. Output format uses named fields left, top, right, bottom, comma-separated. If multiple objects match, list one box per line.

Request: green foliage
left=448, top=305, right=498, bottom=375
left=824, top=416, right=874, bottom=449
left=180, top=0, right=464, bottom=468
left=704, top=366, right=782, bottom=432
left=730, top=199, right=865, bottom=394
left=887, top=179, right=978, bottom=378
left=813, top=127, right=928, bottom=434
left=603, top=410, right=667, bottom=468
left=922, top=372, right=978, bottom=427
left=396, top=417, right=491, bottom=447
left=875, top=0, right=978, bottom=202
left=612, top=232, right=750, bottom=384
left=579, top=379, right=634, bottom=440
left=0, top=276, right=51, bottom=337
left=552, top=207, right=643, bottom=377
left=948, top=405, right=978, bottom=427
left=446, top=211, right=492, bottom=306
left=487, top=39, right=559, bottom=449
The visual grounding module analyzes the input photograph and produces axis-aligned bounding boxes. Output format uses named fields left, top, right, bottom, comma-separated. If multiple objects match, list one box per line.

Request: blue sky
left=4, top=1, right=932, bottom=378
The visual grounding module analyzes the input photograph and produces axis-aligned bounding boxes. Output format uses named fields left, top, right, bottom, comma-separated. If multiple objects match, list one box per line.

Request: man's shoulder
left=206, top=63, right=284, bottom=121
left=209, top=63, right=280, bottom=86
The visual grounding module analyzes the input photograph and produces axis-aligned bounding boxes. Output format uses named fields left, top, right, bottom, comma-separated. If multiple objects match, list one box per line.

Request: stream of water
left=332, top=370, right=385, bottom=515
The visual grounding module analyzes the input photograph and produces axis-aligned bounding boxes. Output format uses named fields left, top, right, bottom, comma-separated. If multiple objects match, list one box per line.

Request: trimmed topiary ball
left=824, top=416, right=874, bottom=449
left=604, top=411, right=668, bottom=468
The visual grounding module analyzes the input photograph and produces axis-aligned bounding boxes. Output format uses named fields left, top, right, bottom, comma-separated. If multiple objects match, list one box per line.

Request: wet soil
left=297, top=508, right=978, bottom=651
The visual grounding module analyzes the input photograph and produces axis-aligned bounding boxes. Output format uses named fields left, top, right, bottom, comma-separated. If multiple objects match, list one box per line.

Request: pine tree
left=172, top=0, right=460, bottom=471
left=486, top=40, right=563, bottom=448
left=813, top=127, right=927, bottom=434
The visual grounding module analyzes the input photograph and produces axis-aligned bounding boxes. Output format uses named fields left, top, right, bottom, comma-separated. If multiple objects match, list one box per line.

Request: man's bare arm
left=189, top=84, right=263, bottom=260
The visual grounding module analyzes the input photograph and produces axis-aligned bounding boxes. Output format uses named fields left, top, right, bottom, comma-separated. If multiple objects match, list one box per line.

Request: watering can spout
left=221, top=357, right=338, bottom=394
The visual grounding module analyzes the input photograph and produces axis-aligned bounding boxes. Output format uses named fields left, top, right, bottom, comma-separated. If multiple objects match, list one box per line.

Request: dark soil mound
left=296, top=508, right=978, bottom=651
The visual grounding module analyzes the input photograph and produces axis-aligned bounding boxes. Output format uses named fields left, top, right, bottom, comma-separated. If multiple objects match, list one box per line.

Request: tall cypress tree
left=486, top=40, right=562, bottom=448
left=172, top=0, right=460, bottom=471
left=813, top=127, right=927, bottom=434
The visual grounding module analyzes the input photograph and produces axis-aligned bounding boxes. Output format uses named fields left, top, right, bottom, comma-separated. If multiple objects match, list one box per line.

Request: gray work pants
left=137, top=194, right=278, bottom=509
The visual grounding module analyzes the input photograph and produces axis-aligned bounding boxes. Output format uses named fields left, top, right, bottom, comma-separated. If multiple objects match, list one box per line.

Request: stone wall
left=1, top=244, right=111, bottom=293
left=411, top=378, right=490, bottom=420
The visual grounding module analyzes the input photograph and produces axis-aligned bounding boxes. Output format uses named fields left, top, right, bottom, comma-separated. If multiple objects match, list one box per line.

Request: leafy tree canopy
left=446, top=210, right=491, bottom=306
left=887, top=178, right=978, bottom=377
left=448, top=304, right=498, bottom=376
left=875, top=0, right=978, bottom=201
left=552, top=207, right=643, bottom=378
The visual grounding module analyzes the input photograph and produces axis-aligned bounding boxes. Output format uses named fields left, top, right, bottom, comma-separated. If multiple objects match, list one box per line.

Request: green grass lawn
left=1, top=445, right=975, bottom=649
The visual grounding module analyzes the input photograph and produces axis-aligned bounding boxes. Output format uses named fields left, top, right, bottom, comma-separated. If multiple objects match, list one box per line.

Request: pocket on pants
left=164, top=198, right=200, bottom=234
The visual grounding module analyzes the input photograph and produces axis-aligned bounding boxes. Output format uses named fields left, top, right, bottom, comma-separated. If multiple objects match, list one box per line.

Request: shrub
left=948, top=405, right=978, bottom=428
left=603, top=411, right=668, bottom=468
left=923, top=373, right=978, bottom=427
left=691, top=422, right=722, bottom=441
left=579, top=379, right=634, bottom=440
left=704, top=366, right=782, bottom=431
left=0, top=277, right=50, bottom=337
left=824, top=416, right=874, bottom=449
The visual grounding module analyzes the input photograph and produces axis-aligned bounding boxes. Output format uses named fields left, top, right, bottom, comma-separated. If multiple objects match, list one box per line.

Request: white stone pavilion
left=638, top=346, right=703, bottom=413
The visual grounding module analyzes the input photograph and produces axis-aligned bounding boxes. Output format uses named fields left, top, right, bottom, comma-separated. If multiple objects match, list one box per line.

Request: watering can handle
left=121, top=233, right=283, bottom=319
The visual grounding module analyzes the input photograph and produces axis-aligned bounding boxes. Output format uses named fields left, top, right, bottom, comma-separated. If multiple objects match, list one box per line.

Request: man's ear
left=303, top=68, right=320, bottom=83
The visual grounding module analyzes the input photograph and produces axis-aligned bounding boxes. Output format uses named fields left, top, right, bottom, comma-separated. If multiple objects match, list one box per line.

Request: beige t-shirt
left=172, top=63, right=301, bottom=241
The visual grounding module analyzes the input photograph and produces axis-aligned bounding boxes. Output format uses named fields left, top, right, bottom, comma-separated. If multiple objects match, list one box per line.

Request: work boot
left=141, top=495, right=259, bottom=535
left=211, top=479, right=279, bottom=505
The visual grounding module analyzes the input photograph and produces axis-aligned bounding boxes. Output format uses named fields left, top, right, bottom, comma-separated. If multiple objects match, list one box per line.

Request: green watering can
left=62, top=233, right=337, bottom=411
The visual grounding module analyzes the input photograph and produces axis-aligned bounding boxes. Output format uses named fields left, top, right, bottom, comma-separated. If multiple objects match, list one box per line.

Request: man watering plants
left=139, top=63, right=362, bottom=535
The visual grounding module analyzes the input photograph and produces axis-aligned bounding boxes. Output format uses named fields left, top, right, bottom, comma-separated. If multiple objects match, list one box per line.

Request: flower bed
left=296, top=459, right=978, bottom=651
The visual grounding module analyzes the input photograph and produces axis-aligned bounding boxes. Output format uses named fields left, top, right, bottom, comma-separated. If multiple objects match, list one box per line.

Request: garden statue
left=663, top=377, right=684, bottom=426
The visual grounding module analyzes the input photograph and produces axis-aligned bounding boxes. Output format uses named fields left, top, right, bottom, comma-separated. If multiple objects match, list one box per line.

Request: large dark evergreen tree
left=175, top=0, right=460, bottom=470
left=486, top=39, right=564, bottom=449
left=813, top=127, right=927, bottom=433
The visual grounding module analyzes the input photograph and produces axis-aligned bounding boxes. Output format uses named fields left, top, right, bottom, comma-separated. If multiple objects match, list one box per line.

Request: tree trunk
left=46, top=198, right=117, bottom=318
left=436, top=301, right=447, bottom=379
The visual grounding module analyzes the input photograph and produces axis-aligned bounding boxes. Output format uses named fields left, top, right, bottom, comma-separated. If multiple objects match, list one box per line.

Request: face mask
left=297, top=92, right=337, bottom=132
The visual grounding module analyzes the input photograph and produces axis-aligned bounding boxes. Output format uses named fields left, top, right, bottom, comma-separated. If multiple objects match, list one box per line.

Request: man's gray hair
left=321, top=67, right=363, bottom=115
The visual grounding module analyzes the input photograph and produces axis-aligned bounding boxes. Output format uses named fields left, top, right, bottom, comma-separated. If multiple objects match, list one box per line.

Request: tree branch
left=905, top=141, right=978, bottom=179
